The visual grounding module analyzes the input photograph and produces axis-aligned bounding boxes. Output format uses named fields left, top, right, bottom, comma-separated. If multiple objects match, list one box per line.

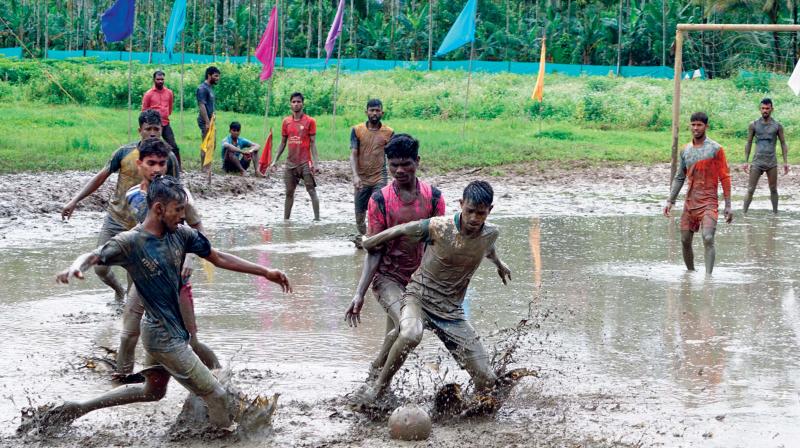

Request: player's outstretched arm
left=62, top=167, right=112, bottom=220
left=345, top=251, right=381, bottom=327
left=486, top=245, right=512, bottom=285
left=56, top=252, right=101, bottom=283
left=203, top=248, right=292, bottom=292
left=362, top=220, right=425, bottom=252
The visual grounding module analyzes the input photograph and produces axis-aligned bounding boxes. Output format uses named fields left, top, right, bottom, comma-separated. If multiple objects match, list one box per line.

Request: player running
left=51, top=175, right=291, bottom=430
left=344, top=134, right=445, bottom=384
left=355, top=180, right=511, bottom=403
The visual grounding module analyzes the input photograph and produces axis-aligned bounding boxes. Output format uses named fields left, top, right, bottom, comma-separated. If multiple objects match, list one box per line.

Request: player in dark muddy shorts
left=60, top=110, right=179, bottom=302
left=118, top=139, right=219, bottom=377
left=344, top=134, right=444, bottom=383
left=355, top=180, right=511, bottom=403
left=349, top=99, right=394, bottom=242
left=664, top=112, right=732, bottom=275
left=742, top=98, right=789, bottom=214
left=51, top=176, right=291, bottom=430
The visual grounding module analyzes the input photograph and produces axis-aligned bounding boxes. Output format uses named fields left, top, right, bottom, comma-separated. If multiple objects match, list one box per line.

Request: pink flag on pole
left=255, top=6, right=279, bottom=81
left=324, top=0, right=345, bottom=63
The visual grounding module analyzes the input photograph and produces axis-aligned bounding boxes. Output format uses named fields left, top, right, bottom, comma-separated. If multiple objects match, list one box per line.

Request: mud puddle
left=2, top=166, right=800, bottom=446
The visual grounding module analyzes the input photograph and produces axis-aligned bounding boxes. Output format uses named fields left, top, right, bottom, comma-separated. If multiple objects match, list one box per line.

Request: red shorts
left=680, top=207, right=718, bottom=232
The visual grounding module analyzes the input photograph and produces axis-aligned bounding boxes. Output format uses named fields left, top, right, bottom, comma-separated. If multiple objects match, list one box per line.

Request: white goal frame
left=670, top=23, right=800, bottom=181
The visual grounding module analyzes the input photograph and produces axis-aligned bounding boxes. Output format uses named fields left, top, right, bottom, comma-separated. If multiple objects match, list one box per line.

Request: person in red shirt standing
left=270, top=92, right=321, bottom=221
left=664, top=112, right=733, bottom=275
left=142, top=70, right=181, bottom=168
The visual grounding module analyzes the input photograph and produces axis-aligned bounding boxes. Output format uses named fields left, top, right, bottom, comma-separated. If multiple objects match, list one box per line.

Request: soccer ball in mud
left=388, top=405, right=432, bottom=441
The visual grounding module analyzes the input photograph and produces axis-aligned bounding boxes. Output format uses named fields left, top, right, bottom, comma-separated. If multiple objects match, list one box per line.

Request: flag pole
left=127, top=1, right=137, bottom=142
left=264, top=79, right=273, bottom=135
left=263, top=79, right=273, bottom=178
left=461, top=39, right=474, bottom=138
left=331, top=30, right=343, bottom=130
left=180, top=33, right=185, bottom=148
left=128, top=38, right=134, bottom=141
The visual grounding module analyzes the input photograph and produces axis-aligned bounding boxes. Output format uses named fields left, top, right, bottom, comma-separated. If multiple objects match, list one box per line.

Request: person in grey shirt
left=743, top=98, right=789, bottom=214
left=197, top=66, right=220, bottom=164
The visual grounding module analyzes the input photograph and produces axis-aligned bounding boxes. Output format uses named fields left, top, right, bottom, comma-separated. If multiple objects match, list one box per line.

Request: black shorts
left=223, top=157, right=250, bottom=173
left=354, top=183, right=384, bottom=214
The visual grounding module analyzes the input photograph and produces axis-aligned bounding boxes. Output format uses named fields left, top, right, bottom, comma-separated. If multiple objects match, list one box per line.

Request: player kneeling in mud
left=51, top=175, right=291, bottom=429
left=355, top=180, right=511, bottom=403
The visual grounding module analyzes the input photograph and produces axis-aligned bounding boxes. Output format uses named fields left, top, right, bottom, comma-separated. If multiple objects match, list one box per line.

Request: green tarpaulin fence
left=3, top=47, right=678, bottom=79
left=0, top=48, right=22, bottom=58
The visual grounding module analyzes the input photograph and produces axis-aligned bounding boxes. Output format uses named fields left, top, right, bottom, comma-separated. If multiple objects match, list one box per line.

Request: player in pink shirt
left=345, top=134, right=445, bottom=384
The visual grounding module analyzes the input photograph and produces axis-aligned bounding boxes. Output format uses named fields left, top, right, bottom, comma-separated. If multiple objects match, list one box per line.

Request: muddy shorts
left=372, top=275, right=405, bottom=313
left=141, top=318, right=217, bottom=397
left=355, top=183, right=385, bottom=214
left=97, top=214, right=128, bottom=246
left=680, top=207, right=718, bottom=233
left=284, top=164, right=316, bottom=190
left=402, top=293, right=491, bottom=368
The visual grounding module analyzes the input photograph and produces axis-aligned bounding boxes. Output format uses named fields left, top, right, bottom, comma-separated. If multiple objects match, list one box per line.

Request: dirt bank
left=0, top=160, right=780, bottom=219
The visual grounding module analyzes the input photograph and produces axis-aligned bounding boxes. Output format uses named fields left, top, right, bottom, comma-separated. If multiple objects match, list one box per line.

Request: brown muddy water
left=1, top=181, right=800, bottom=447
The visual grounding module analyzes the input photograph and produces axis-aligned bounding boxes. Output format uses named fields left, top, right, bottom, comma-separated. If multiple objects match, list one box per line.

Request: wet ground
left=1, top=163, right=800, bottom=447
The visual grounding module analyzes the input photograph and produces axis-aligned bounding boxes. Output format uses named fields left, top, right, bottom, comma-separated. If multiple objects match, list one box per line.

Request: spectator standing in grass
left=142, top=70, right=182, bottom=169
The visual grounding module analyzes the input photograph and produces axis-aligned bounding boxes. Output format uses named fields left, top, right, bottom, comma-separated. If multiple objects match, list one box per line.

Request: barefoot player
left=270, top=92, right=321, bottom=221
left=52, top=175, right=291, bottom=429
left=349, top=99, right=393, bottom=246
left=117, top=138, right=219, bottom=377
left=664, top=112, right=733, bottom=275
left=742, top=98, right=790, bottom=214
left=356, top=180, right=511, bottom=402
left=344, top=134, right=445, bottom=384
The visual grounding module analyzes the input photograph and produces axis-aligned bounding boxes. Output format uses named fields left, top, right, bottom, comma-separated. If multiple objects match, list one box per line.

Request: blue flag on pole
left=164, top=0, right=187, bottom=59
left=101, top=0, right=137, bottom=43
left=435, top=0, right=477, bottom=57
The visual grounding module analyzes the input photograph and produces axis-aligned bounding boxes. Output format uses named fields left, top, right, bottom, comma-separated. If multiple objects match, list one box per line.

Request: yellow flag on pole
left=531, top=38, right=546, bottom=102
left=201, top=115, right=216, bottom=168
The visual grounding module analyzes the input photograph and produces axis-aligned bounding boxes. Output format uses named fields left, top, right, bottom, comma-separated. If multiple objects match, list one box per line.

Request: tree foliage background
left=2, top=0, right=799, bottom=75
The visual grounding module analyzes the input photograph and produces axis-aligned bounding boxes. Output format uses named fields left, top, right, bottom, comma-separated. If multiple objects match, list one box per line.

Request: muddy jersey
left=106, top=143, right=179, bottom=229
left=94, top=225, right=211, bottom=342
left=281, top=114, right=316, bottom=169
left=669, top=138, right=731, bottom=211
left=125, top=184, right=201, bottom=226
left=351, top=122, right=394, bottom=186
left=403, top=213, right=499, bottom=320
left=367, top=180, right=445, bottom=286
left=750, top=118, right=784, bottom=170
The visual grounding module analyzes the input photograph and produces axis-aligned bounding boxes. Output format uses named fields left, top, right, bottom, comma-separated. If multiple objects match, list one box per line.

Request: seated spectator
left=222, top=121, right=260, bottom=176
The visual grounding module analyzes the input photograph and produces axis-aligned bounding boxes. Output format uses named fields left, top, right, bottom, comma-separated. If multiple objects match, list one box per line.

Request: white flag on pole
left=788, top=59, right=800, bottom=95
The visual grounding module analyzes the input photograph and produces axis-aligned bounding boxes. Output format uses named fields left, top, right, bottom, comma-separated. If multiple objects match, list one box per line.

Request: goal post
left=670, top=23, right=800, bottom=182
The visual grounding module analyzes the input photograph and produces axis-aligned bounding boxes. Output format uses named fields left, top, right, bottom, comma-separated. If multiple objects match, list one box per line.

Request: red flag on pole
left=255, top=7, right=279, bottom=81
left=258, top=128, right=273, bottom=175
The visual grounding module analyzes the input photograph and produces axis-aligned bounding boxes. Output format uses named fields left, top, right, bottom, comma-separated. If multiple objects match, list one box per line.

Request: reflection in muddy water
left=2, top=211, right=800, bottom=445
